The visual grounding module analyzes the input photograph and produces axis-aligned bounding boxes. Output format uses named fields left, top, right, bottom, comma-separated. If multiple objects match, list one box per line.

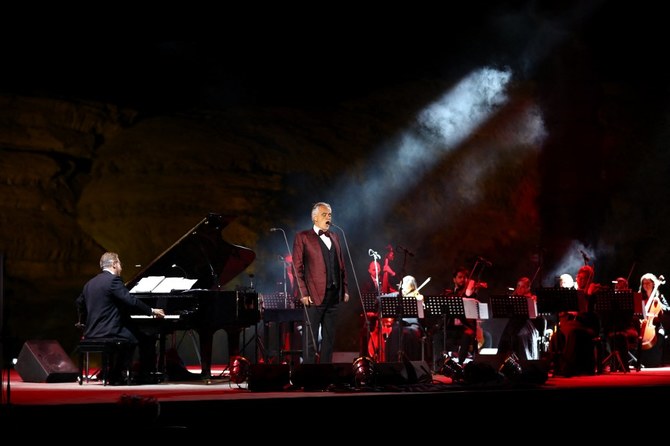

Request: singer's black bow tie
left=318, top=229, right=330, bottom=237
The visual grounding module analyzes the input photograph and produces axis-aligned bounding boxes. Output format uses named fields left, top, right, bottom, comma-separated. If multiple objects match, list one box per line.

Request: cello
left=640, top=274, right=666, bottom=350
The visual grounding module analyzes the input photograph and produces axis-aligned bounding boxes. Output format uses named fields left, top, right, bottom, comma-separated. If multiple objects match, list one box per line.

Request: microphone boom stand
left=272, top=228, right=318, bottom=364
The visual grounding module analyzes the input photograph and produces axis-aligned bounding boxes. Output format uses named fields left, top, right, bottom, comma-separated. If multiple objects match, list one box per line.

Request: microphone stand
left=365, top=250, right=381, bottom=359
left=278, top=256, right=289, bottom=308
left=273, top=227, right=319, bottom=360
left=330, top=223, right=368, bottom=360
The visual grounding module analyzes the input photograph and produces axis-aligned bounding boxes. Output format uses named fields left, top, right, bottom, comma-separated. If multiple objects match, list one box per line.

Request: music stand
left=535, top=288, right=580, bottom=315
left=423, top=295, right=465, bottom=319
left=260, top=293, right=303, bottom=366
left=361, top=292, right=379, bottom=314
left=262, top=292, right=291, bottom=310
left=489, top=295, right=538, bottom=319
left=423, top=296, right=470, bottom=364
left=594, top=290, right=636, bottom=373
left=360, top=292, right=379, bottom=360
left=378, top=293, right=422, bottom=361
left=378, top=294, right=421, bottom=319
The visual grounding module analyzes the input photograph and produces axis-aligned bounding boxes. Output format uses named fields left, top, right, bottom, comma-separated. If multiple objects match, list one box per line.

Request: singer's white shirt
left=314, top=226, right=332, bottom=249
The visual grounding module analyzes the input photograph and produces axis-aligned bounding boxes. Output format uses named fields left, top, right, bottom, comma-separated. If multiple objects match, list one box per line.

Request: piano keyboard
left=131, top=314, right=180, bottom=319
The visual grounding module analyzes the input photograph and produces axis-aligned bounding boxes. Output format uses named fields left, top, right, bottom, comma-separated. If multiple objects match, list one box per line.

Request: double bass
left=640, top=275, right=666, bottom=350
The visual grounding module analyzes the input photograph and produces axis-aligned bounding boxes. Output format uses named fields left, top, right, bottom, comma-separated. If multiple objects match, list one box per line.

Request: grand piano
left=125, top=213, right=259, bottom=379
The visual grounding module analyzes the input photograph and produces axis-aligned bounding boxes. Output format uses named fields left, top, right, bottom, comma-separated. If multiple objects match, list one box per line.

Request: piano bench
left=76, top=338, right=131, bottom=386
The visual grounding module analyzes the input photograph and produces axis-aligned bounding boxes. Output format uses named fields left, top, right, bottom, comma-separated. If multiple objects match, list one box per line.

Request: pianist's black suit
left=76, top=270, right=157, bottom=384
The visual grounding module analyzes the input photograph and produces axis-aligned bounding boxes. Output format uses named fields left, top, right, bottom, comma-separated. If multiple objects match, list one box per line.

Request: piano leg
left=198, top=328, right=214, bottom=378
left=197, top=327, right=244, bottom=379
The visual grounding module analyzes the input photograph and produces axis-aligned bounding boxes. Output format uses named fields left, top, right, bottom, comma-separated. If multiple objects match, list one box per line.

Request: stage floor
left=4, top=362, right=670, bottom=435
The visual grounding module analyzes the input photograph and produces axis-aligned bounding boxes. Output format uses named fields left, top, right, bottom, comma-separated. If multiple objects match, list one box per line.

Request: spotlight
left=498, top=352, right=522, bottom=380
left=230, top=356, right=250, bottom=384
left=352, top=356, right=376, bottom=387
left=439, top=353, right=464, bottom=381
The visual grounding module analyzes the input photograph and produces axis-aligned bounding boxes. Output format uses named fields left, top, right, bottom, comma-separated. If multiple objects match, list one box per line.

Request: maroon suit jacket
left=292, top=229, right=348, bottom=306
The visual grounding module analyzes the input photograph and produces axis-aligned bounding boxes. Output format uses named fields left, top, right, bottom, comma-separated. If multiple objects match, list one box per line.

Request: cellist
left=637, top=273, right=669, bottom=367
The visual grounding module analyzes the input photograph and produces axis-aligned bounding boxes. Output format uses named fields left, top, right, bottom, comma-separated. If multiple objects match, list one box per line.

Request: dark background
left=1, top=0, right=669, bottom=358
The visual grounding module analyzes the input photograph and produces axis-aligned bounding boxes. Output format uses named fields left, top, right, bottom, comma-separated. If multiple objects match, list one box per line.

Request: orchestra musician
left=551, top=264, right=601, bottom=376
left=360, top=260, right=389, bottom=360
left=637, top=272, right=669, bottom=367
left=384, top=275, right=426, bottom=362
left=497, top=276, right=541, bottom=360
left=599, top=276, right=640, bottom=371
left=430, top=266, right=481, bottom=371
left=381, top=245, right=398, bottom=294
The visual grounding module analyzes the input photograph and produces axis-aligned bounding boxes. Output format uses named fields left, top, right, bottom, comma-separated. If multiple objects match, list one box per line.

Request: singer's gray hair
left=311, top=201, right=331, bottom=220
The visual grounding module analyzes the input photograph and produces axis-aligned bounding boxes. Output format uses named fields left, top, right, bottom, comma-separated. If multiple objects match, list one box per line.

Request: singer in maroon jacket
left=292, top=202, right=349, bottom=364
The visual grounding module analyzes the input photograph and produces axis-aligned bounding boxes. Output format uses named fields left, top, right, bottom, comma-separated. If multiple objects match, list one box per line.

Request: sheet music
left=151, top=277, right=198, bottom=293
left=129, top=276, right=166, bottom=293
left=463, top=298, right=487, bottom=319
left=478, top=302, right=489, bottom=319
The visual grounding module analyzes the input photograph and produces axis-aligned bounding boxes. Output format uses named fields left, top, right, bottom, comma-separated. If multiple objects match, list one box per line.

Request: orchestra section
left=121, top=212, right=662, bottom=379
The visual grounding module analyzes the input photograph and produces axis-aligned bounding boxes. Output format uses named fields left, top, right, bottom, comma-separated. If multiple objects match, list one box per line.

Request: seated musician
left=600, top=277, right=640, bottom=371
left=497, top=276, right=541, bottom=360
left=360, top=260, right=385, bottom=360
left=384, top=275, right=426, bottom=362
left=75, top=252, right=165, bottom=385
left=430, top=266, right=479, bottom=372
left=637, top=272, right=669, bottom=367
left=551, top=265, right=601, bottom=376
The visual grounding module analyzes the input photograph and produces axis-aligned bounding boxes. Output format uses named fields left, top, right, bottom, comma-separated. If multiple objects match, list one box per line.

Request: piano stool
left=76, top=338, right=131, bottom=385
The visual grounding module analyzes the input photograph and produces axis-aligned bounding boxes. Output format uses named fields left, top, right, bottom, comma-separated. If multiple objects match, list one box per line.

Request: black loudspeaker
left=375, top=360, right=432, bottom=386
left=247, top=364, right=290, bottom=392
left=462, top=355, right=549, bottom=385
left=290, top=363, right=355, bottom=390
left=15, top=340, right=79, bottom=383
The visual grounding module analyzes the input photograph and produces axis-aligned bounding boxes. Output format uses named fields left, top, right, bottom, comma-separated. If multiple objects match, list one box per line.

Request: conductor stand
left=595, top=289, right=638, bottom=373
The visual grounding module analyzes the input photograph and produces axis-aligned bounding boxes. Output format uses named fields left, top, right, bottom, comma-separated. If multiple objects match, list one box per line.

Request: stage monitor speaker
left=462, top=355, right=549, bottom=385
left=247, top=364, right=290, bottom=392
left=15, top=340, right=78, bottom=383
left=375, top=360, right=432, bottom=386
left=291, top=363, right=355, bottom=390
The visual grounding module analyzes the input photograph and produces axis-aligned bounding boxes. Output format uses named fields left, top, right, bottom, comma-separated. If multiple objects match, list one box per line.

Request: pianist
left=75, top=252, right=166, bottom=385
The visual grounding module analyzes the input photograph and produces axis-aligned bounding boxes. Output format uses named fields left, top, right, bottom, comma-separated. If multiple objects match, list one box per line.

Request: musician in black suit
left=552, top=264, right=601, bottom=376
left=497, top=276, right=541, bottom=360
left=430, top=266, right=480, bottom=371
left=292, top=201, right=350, bottom=364
left=75, top=252, right=165, bottom=384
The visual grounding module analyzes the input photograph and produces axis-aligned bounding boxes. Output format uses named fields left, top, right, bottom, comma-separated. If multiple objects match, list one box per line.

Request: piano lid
left=125, top=213, right=255, bottom=292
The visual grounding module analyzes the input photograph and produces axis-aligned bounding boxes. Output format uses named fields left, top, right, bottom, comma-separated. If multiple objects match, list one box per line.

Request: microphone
left=368, top=249, right=380, bottom=259
left=579, top=250, right=590, bottom=263
left=397, top=245, right=415, bottom=257
left=478, top=256, right=493, bottom=267
left=270, top=227, right=282, bottom=232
